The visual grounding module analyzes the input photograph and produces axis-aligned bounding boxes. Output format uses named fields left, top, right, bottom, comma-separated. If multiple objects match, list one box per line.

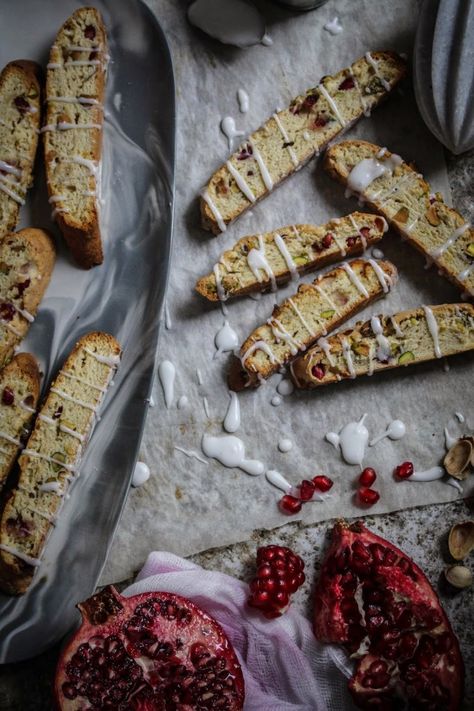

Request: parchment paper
left=101, top=0, right=473, bottom=584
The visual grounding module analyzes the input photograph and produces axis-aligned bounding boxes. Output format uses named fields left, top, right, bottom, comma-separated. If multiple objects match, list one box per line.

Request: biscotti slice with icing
left=228, top=258, right=398, bottom=390
left=43, top=7, right=108, bottom=268
left=196, top=212, right=387, bottom=301
left=0, top=353, right=40, bottom=493
left=0, top=331, right=121, bottom=595
left=0, top=228, right=56, bottom=370
left=291, top=304, right=474, bottom=389
left=200, top=52, right=406, bottom=234
left=324, top=140, right=474, bottom=298
left=0, top=60, right=41, bottom=239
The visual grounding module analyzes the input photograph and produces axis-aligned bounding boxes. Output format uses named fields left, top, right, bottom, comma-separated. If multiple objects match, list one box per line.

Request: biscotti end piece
left=44, top=7, right=107, bottom=269
left=196, top=212, right=388, bottom=302
left=0, top=353, right=40, bottom=493
left=291, top=303, right=474, bottom=389
left=0, top=60, right=42, bottom=239
left=0, top=228, right=56, bottom=370
left=0, top=331, right=121, bottom=595
left=324, top=139, right=474, bottom=297
left=229, top=258, right=398, bottom=390
left=200, top=51, right=407, bottom=234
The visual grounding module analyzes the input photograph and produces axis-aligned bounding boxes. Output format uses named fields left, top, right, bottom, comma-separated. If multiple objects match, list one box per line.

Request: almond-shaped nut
left=425, top=205, right=441, bottom=226
left=444, top=565, right=473, bottom=589
left=392, top=206, right=409, bottom=224
left=448, top=520, right=474, bottom=560
left=443, top=439, right=472, bottom=479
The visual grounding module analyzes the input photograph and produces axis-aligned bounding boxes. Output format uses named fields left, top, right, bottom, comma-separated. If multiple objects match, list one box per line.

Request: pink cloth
left=124, top=551, right=357, bottom=710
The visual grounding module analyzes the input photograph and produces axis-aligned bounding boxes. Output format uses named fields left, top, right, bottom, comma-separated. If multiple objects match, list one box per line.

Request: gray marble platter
left=0, top=0, right=175, bottom=662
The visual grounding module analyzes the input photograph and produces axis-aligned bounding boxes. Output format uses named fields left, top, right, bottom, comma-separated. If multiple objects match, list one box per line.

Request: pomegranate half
left=313, top=521, right=464, bottom=710
left=55, top=586, right=245, bottom=710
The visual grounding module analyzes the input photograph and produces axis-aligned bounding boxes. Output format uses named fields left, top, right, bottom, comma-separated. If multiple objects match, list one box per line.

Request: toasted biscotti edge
left=0, top=353, right=40, bottom=492
left=324, top=139, right=474, bottom=297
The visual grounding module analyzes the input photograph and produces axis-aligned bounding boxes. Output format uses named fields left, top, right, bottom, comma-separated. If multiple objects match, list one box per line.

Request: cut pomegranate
left=2, top=386, right=14, bottom=406
left=313, top=521, right=464, bottom=710
left=311, top=364, right=325, bottom=380
left=395, top=461, right=414, bottom=479
left=247, top=545, right=305, bottom=618
left=358, top=488, right=380, bottom=506
left=279, top=494, right=302, bottom=514
left=312, top=475, right=333, bottom=492
left=55, top=586, right=245, bottom=710
left=359, top=468, right=377, bottom=487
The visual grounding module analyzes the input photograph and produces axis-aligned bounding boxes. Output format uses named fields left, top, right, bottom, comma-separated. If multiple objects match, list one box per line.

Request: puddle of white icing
left=409, top=466, right=444, bottom=482
left=223, top=391, right=240, bottom=433
left=326, top=414, right=369, bottom=466
left=164, top=301, right=172, bottom=330
left=446, top=478, right=463, bottom=493
left=455, top=412, right=465, bottom=424
left=237, top=88, right=249, bottom=113
left=370, top=419, right=406, bottom=446
left=158, top=360, right=175, bottom=409
left=278, top=437, right=293, bottom=453
left=261, top=33, right=273, bottom=46
left=214, top=319, right=239, bottom=358
left=266, top=469, right=292, bottom=493
left=201, top=434, right=265, bottom=476
left=277, top=378, right=294, bottom=396
left=271, top=395, right=282, bottom=407
left=444, top=427, right=458, bottom=450
left=132, top=461, right=150, bottom=487
left=346, top=153, right=402, bottom=196
left=220, top=116, right=245, bottom=151
left=149, top=395, right=155, bottom=407
left=324, top=17, right=343, bottom=35
left=188, top=0, right=266, bottom=47
left=177, top=395, right=189, bottom=409
left=371, top=247, right=384, bottom=259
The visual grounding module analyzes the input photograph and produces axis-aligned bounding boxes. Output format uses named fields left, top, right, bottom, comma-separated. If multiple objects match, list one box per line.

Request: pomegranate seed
left=312, top=475, right=333, bottom=492
left=14, top=96, right=30, bottom=115
left=338, top=76, right=355, bottom=91
left=302, top=94, right=318, bottom=111
left=84, top=24, right=96, bottom=39
left=359, top=467, right=377, bottom=487
left=395, top=461, right=414, bottom=479
left=311, top=364, right=326, bottom=380
left=322, top=233, right=333, bottom=248
left=360, top=226, right=371, bottom=239
left=248, top=545, right=305, bottom=619
left=314, top=116, right=328, bottom=128
left=2, top=387, right=14, bottom=406
left=0, top=302, right=16, bottom=321
left=346, top=235, right=358, bottom=247
left=299, top=479, right=316, bottom=501
left=279, top=495, right=302, bottom=514
left=358, top=487, right=380, bottom=505
left=15, top=279, right=30, bottom=295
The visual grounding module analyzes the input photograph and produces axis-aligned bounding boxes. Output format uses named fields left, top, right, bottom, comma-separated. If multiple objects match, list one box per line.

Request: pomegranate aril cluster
left=247, top=545, right=305, bottom=619
left=279, top=475, right=333, bottom=515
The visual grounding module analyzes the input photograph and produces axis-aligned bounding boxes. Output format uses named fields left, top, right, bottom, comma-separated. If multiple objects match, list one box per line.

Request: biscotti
left=0, top=228, right=56, bottom=370
left=196, top=212, right=387, bottom=301
left=229, top=258, right=398, bottom=389
left=43, top=7, right=108, bottom=269
left=0, top=60, right=41, bottom=239
left=0, top=353, right=40, bottom=492
left=200, top=52, right=406, bottom=234
left=324, top=140, right=474, bottom=298
left=290, top=304, right=474, bottom=389
left=0, top=331, right=121, bottom=595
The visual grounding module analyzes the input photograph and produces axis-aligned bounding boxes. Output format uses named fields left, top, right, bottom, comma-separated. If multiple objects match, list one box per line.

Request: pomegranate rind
left=54, top=586, right=245, bottom=710
left=313, top=521, right=464, bottom=711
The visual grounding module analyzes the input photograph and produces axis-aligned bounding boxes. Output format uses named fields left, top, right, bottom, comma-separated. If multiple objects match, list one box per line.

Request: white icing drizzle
left=269, top=318, right=303, bottom=355
left=406, top=216, right=420, bottom=233
left=83, top=347, right=120, bottom=366
left=423, top=306, right=441, bottom=358
left=237, top=89, right=249, bottom=113
left=40, top=122, right=101, bottom=132
left=38, top=414, right=85, bottom=442
left=49, top=194, right=67, bottom=204
left=241, top=340, right=277, bottom=365
left=59, top=370, right=107, bottom=392
left=274, top=233, right=298, bottom=280
left=214, top=320, right=239, bottom=357
left=201, top=434, right=265, bottom=476
left=17, top=308, right=34, bottom=323
left=266, top=469, right=292, bottom=493
left=288, top=298, right=317, bottom=337
left=201, top=188, right=226, bottom=232
left=372, top=248, right=385, bottom=259
left=430, top=222, right=470, bottom=259
left=221, top=117, right=245, bottom=151
left=223, top=391, right=240, bottom=433
left=1, top=320, right=22, bottom=337
left=49, top=388, right=97, bottom=412
left=0, top=160, right=21, bottom=176
left=348, top=214, right=367, bottom=250
left=248, top=138, right=273, bottom=191
left=22, top=449, right=76, bottom=472
left=47, top=59, right=102, bottom=68
left=313, top=283, right=340, bottom=313
left=345, top=152, right=402, bottom=197
left=196, top=368, right=203, bottom=385
left=326, top=414, right=369, bottom=466
left=174, top=446, right=208, bottom=465
left=444, top=427, right=458, bottom=450
left=158, top=360, right=175, bottom=408
left=341, top=337, right=356, bottom=378
left=19, top=399, right=36, bottom=413
left=0, top=544, right=41, bottom=567
left=271, top=394, right=282, bottom=407
left=63, top=156, right=100, bottom=175
left=0, top=431, right=22, bottom=447
left=61, top=44, right=103, bottom=52
left=458, top=263, right=474, bottom=282
left=247, top=235, right=277, bottom=291
left=0, top=177, right=25, bottom=204
left=203, top=396, right=211, bottom=419
left=226, top=160, right=255, bottom=203
left=342, top=262, right=369, bottom=297
left=303, top=130, right=311, bottom=141
left=213, top=263, right=228, bottom=302
left=48, top=96, right=102, bottom=107
left=370, top=316, right=392, bottom=361
left=277, top=378, right=294, bottom=396
left=365, top=52, right=391, bottom=91
left=272, top=113, right=298, bottom=167
left=446, top=477, right=463, bottom=493
left=324, top=17, right=343, bottom=35
left=318, top=83, right=346, bottom=126
left=367, top=342, right=375, bottom=376
left=370, top=419, right=406, bottom=446
left=409, top=466, right=445, bottom=482
left=317, top=336, right=335, bottom=366
left=390, top=316, right=404, bottom=338
left=455, top=412, right=465, bottom=424
left=38, top=480, right=63, bottom=494
left=132, top=461, right=150, bottom=488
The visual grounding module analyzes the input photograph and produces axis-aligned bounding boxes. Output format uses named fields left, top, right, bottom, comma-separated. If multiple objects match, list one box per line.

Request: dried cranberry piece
left=360, top=226, right=371, bottom=239
left=2, top=387, right=14, bottom=405
left=322, top=233, right=333, bottom=249
left=302, top=93, right=319, bottom=111
left=313, top=116, right=328, bottom=129
left=15, top=279, right=30, bottom=296
left=346, top=236, right=358, bottom=247
left=84, top=24, right=96, bottom=39
left=0, top=302, right=16, bottom=321
left=338, top=77, right=355, bottom=91
left=14, top=96, right=30, bottom=115
left=53, top=405, right=63, bottom=420
left=237, top=144, right=253, bottom=160
left=311, top=364, right=325, bottom=380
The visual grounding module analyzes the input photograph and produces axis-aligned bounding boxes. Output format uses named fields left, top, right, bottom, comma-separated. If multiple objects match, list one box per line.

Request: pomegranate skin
left=55, top=586, right=245, bottom=710
left=313, top=521, right=464, bottom=711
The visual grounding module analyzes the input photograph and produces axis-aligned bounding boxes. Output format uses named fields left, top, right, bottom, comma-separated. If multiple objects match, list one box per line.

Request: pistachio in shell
left=461, top=435, right=474, bottom=466
left=444, top=565, right=473, bottom=589
left=448, top=520, right=474, bottom=560
left=443, top=438, right=472, bottom=479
